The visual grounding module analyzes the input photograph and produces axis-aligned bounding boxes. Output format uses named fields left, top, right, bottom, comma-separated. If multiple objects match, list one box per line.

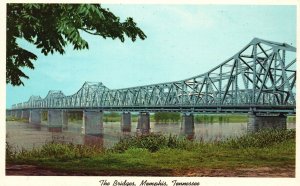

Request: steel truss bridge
left=11, top=38, right=296, bottom=114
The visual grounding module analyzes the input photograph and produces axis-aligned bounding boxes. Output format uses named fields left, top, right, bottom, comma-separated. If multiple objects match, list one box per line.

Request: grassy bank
left=6, top=129, right=295, bottom=176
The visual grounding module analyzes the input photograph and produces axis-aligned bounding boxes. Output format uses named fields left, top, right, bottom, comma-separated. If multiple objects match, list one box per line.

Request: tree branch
left=80, top=28, right=101, bottom=36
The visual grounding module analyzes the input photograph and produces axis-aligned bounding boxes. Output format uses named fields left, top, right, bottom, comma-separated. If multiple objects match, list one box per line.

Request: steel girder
left=11, top=38, right=296, bottom=113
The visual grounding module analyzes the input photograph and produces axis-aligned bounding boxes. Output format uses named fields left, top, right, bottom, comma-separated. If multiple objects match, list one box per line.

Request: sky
left=6, top=4, right=296, bottom=108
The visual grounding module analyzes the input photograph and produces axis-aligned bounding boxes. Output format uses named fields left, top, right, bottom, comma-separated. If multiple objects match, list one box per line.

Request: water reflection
left=185, top=133, right=195, bottom=141
left=48, top=127, right=62, bottom=132
left=136, top=129, right=151, bottom=135
left=122, top=131, right=131, bottom=136
left=51, top=134, right=74, bottom=143
left=121, top=127, right=131, bottom=133
left=28, top=124, right=42, bottom=131
left=180, top=128, right=195, bottom=140
left=6, top=121, right=296, bottom=151
left=84, top=135, right=103, bottom=148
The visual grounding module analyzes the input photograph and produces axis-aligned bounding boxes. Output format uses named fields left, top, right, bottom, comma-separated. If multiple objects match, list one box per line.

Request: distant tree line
left=68, top=111, right=83, bottom=121
left=194, top=115, right=247, bottom=123
left=154, top=112, right=181, bottom=123
left=104, top=112, right=121, bottom=122
left=41, top=111, right=83, bottom=121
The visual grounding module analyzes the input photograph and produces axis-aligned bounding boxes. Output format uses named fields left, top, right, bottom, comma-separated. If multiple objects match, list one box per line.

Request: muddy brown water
left=6, top=120, right=296, bottom=150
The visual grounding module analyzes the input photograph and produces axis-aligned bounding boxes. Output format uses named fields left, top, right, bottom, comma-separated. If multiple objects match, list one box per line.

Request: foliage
left=41, top=111, right=82, bottom=121
left=6, top=142, right=17, bottom=161
left=6, top=142, right=104, bottom=161
left=68, top=111, right=83, bottom=121
left=6, top=116, right=16, bottom=121
left=41, top=111, right=47, bottom=120
left=7, top=4, right=146, bottom=86
left=194, top=114, right=247, bottom=123
left=104, top=112, right=121, bottom=122
left=225, top=129, right=296, bottom=149
left=111, top=134, right=198, bottom=152
left=6, top=116, right=28, bottom=122
left=111, top=129, right=296, bottom=153
left=154, top=112, right=181, bottom=123
left=287, top=116, right=296, bottom=123
left=6, top=130, right=296, bottom=175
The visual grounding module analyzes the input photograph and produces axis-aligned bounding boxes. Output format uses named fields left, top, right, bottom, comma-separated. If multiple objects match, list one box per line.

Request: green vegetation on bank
left=154, top=112, right=181, bottom=123
left=287, top=116, right=296, bottom=123
left=195, top=114, right=248, bottom=123
left=6, top=112, right=296, bottom=124
left=68, top=111, right=83, bottom=122
left=6, top=116, right=28, bottom=123
left=104, top=112, right=121, bottom=122
left=6, top=129, right=295, bottom=175
left=105, top=114, right=296, bottom=124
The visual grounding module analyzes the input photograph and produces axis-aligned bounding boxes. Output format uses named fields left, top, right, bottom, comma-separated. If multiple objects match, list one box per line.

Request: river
left=6, top=120, right=296, bottom=150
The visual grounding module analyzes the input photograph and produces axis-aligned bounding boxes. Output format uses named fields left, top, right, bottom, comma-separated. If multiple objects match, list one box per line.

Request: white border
left=1, top=1, right=299, bottom=186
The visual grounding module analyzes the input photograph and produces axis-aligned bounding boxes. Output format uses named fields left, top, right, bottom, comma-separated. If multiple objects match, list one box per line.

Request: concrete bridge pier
left=82, top=110, right=103, bottom=135
left=247, top=112, right=287, bottom=133
left=84, top=135, right=104, bottom=148
left=13, top=111, right=17, bottom=118
left=29, top=109, right=41, bottom=124
left=121, top=112, right=131, bottom=132
left=6, top=110, right=13, bottom=117
left=21, top=110, right=30, bottom=120
left=181, top=113, right=195, bottom=136
left=62, top=111, right=68, bottom=130
left=137, top=112, right=150, bottom=134
left=48, top=110, right=68, bottom=132
left=16, top=110, right=22, bottom=119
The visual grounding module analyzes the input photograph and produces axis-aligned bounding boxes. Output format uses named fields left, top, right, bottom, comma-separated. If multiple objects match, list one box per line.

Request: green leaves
left=154, top=112, right=181, bottom=122
left=6, top=37, right=37, bottom=86
left=7, top=4, right=147, bottom=86
left=225, top=129, right=296, bottom=149
left=111, top=134, right=196, bottom=153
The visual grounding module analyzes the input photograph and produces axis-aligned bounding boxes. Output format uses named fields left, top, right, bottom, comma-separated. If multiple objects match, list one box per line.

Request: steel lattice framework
left=12, top=38, right=296, bottom=113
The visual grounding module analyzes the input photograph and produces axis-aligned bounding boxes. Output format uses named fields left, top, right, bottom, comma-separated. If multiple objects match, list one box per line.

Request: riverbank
left=8, top=114, right=296, bottom=124
left=6, top=129, right=295, bottom=177
left=6, top=163, right=294, bottom=176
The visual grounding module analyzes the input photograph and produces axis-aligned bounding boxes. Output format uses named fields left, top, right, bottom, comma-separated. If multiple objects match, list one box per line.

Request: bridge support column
left=84, top=135, right=104, bottom=148
left=247, top=113, right=287, bottom=133
left=6, top=110, right=13, bottom=117
left=121, top=112, right=131, bottom=132
left=137, top=112, right=150, bottom=134
left=83, top=110, right=103, bottom=135
left=29, top=110, right=41, bottom=124
left=6, top=110, right=14, bottom=116
left=181, top=113, right=195, bottom=136
left=62, top=111, right=68, bottom=130
left=16, top=110, right=22, bottom=119
left=13, top=110, right=16, bottom=117
left=48, top=110, right=68, bottom=132
left=21, top=110, right=30, bottom=120
left=9, top=110, right=14, bottom=118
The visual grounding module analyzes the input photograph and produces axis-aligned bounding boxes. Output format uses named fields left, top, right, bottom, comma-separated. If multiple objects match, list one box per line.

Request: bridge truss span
left=12, top=38, right=296, bottom=114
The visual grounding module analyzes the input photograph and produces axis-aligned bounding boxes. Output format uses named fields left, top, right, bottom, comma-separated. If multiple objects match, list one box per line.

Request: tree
left=7, top=4, right=146, bottom=86
left=154, top=112, right=181, bottom=123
